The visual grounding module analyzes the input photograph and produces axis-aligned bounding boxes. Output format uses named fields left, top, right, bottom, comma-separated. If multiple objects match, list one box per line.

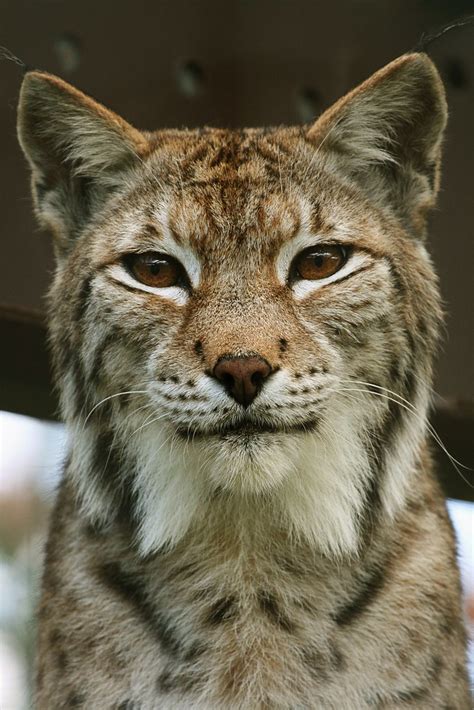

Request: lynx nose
left=213, top=355, right=272, bottom=408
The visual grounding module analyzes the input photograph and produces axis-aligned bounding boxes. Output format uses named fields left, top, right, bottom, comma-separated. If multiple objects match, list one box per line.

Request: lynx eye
left=291, top=244, right=347, bottom=281
left=124, top=252, right=188, bottom=289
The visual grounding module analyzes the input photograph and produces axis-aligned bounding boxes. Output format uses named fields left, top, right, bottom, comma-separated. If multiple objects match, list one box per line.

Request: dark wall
left=1, top=0, right=473, bottom=403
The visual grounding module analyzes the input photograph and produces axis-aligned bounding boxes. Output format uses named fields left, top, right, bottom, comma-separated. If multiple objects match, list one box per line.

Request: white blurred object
left=447, top=499, right=474, bottom=596
left=0, top=631, right=27, bottom=710
left=0, top=411, right=67, bottom=496
left=447, top=499, right=474, bottom=684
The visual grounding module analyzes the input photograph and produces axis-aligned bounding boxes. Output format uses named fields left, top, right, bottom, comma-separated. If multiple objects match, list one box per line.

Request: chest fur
left=35, top=487, right=470, bottom=709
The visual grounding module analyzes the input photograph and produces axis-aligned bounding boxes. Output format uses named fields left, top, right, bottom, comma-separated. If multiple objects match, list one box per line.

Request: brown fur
left=18, top=53, right=471, bottom=708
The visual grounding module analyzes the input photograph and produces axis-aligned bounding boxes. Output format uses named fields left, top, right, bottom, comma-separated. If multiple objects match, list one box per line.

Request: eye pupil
left=291, top=244, right=347, bottom=282
left=124, top=252, right=188, bottom=290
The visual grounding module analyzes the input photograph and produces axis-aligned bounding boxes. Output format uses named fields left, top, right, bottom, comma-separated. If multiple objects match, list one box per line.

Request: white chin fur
left=200, top=431, right=302, bottom=495
left=126, top=395, right=378, bottom=559
left=71, top=389, right=428, bottom=560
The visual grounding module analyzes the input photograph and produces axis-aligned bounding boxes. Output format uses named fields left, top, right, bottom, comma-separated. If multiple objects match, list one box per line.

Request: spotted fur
left=18, top=53, right=470, bottom=708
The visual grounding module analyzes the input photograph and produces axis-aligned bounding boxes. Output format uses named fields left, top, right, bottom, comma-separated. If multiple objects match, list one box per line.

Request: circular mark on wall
left=176, top=60, right=205, bottom=98
left=444, top=58, right=469, bottom=90
left=54, top=33, right=82, bottom=74
left=296, top=87, right=322, bottom=123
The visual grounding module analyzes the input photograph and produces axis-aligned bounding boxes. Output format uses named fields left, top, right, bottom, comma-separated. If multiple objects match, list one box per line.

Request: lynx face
left=18, top=54, right=446, bottom=556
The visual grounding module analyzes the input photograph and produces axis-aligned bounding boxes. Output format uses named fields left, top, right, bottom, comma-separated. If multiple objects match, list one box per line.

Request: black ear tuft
left=0, top=45, right=29, bottom=73
left=414, top=15, right=474, bottom=53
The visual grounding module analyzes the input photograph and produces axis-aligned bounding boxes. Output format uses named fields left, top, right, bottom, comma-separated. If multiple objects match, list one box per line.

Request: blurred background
left=1, top=1, right=473, bottom=707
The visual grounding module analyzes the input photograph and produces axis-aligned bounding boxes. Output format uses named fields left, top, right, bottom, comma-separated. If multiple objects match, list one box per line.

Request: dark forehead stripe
left=206, top=134, right=242, bottom=167
left=173, top=131, right=288, bottom=187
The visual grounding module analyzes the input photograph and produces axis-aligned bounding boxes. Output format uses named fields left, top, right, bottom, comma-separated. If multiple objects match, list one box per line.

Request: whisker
left=339, top=379, right=471, bottom=472
left=83, top=389, right=148, bottom=426
left=334, top=384, right=473, bottom=489
left=116, top=403, right=155, bottom=461
left=129, top=410, right=170, bottom=438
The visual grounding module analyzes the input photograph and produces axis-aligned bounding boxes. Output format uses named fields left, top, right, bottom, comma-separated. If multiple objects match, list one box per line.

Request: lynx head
left=18, top=54, right=446, bottom=556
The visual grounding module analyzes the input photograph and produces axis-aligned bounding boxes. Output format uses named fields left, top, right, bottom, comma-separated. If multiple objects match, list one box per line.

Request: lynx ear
left=308, top=53, right=447, bottom=237
left=17, top=71, right=149, bottom=252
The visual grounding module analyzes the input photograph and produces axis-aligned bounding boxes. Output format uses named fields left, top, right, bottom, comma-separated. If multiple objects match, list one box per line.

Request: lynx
left=18, top=53, right=470, bottom=708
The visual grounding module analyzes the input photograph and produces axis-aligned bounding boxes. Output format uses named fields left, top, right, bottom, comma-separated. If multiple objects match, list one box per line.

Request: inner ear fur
left=308, top=53, right=448, bottom=237
left=17, top=71, right=149, bottom=251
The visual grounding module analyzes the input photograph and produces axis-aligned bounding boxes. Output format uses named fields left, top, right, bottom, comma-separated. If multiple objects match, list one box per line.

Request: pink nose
left=213, top=355, right=272, bottom=407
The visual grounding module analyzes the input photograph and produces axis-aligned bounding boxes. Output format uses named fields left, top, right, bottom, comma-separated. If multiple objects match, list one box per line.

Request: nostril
left=212, top=354, right=273, bottom=407
left=222, top=373, right=235, bottom=390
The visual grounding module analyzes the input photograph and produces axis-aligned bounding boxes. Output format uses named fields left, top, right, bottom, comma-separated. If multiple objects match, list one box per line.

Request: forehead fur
left=100, top=126, right=370, bottom=256
left=146, top=127, right=313, bottom=235
left=17, top=54, right=447, bottom=260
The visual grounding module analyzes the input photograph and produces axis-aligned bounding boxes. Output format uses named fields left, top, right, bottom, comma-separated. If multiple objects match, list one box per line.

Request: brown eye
left=291, top=244, right=347, bottom=282
left=124, top=252, right=188, bottom=289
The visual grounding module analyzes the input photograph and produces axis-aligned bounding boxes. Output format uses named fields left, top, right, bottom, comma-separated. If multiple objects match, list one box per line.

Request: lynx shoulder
left=18, top=53, right=470, bottom=708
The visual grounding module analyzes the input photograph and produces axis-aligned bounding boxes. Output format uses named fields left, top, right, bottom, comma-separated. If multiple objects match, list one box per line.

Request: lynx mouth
left=176, top=417, right=319, bottom=440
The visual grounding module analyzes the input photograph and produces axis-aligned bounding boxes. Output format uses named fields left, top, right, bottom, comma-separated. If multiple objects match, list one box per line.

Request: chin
left=197, top=428, right=307, bottom=495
